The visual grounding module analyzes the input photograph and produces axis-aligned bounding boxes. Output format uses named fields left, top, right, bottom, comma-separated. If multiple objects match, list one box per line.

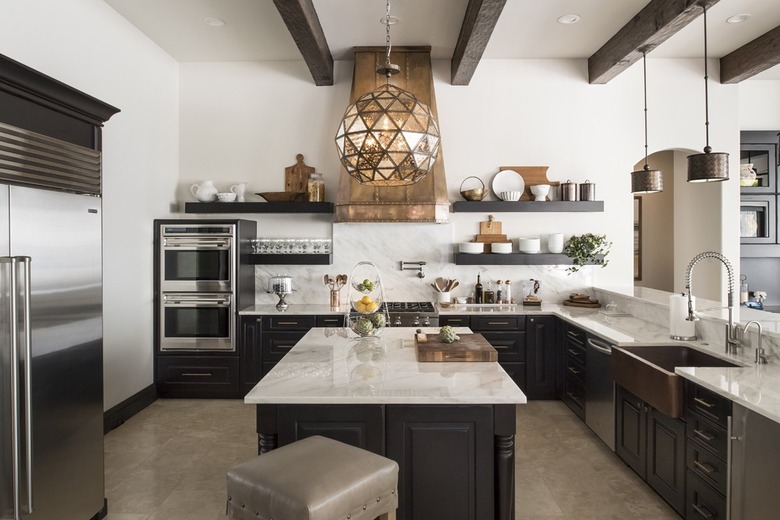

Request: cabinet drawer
left=564, top=324, right=586, bottom=347
left=687, top=411, right=728, bottom=459
left=564, top=357, right=585, bottom=384
left=687, top=439, right=727, bottom=495
left=264, top=315, right=316, bottom=330
left=157, top=356, right=239, bottom=398
left=439, top=315, right=470, bottom=327
left=686, top=383, right=732, bottom=428
left=565, top=343, right=586, bottom=364
left=471, top=316, right=524, bottom=331
left=316, top=315, right=344, bottom=327
left=479, top=331, right=526, bottom=362
left=262, top=332, right=307, bottom=361
left=686, top=470, right=727, bottom=520
left=563, top=377, right=585, bottom=420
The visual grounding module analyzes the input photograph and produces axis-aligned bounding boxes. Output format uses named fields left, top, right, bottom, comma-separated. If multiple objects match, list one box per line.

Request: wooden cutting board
left=285, top=154, right=315, bottom=193
left=562, top=299, right=602, bottom=308
left=499, top=166, right=559, bottom=200
left=415, top=333, right=498, bottom=362
left=473, top=234, right=510, bottom=253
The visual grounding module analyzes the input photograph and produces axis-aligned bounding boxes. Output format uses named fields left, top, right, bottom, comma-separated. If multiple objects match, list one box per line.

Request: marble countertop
left=239, top=304, right=347, bottom=315
left=244, top=327, right=527, bottom=405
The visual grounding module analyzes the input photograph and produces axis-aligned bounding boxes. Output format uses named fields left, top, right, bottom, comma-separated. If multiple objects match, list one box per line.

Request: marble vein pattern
left=243, top=327, right=527, bottom=405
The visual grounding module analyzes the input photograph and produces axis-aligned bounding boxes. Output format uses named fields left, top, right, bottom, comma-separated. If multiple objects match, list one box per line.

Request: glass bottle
left=307, top=172, right=325, bottom=202
left=474, top=274, right=483, bottom=304
left=504, top=280, right=512, bottom=304
left=484, top=281, right=495, bottom=304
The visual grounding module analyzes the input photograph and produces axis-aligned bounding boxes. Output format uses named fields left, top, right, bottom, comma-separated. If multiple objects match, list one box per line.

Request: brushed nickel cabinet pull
left=567, top=366, right=582, bottom=375
left=692, top=503, right=713, bottom=519
left=694, top=429, right=716, bottom=441
left=693, top=460, right=716, bottom=474
left=182, top=372, right=213, bottom=377
left=487, top=321, right=509, bottom=325
left=694, top=397, right=716, bottom=409
left=277, top=321, right=299, bottom=326
left=567, top=348, right=580, bottom=356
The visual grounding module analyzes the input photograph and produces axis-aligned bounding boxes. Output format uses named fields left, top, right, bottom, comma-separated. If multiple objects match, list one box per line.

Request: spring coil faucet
left=684, top=251, right=738, bottom=354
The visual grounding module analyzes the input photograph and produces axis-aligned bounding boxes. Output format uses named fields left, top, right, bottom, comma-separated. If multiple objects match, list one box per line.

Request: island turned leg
left=256, top=404, right=279, bottom=455
left=495, top=404, right=517, bottom=520
left=494, top=434, right=515, bottom=520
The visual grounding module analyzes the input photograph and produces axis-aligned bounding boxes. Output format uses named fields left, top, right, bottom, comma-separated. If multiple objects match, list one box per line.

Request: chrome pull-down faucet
left=742, top=320, right=768, bottom=364
left=684, top=251, right=740, bottom=354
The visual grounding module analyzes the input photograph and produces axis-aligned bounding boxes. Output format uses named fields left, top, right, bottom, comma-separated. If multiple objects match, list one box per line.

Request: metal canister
left=560, top=180, right=577, bottom=201
left=579, top=180, right=596, bottom=201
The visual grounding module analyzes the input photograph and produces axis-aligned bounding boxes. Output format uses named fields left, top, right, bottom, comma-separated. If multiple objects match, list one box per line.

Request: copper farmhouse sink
left=612, top=345, right=740, bottom=418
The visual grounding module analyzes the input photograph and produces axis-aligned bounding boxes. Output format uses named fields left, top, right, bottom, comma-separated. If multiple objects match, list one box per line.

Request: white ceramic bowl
left=530, top=184, right=550, bottom=201
left=500, top=190, right=522, bottom=201
left=517, top=237, right=541, bottom=254
left=459, top=242, right=484, bottom=254
left=491, top=242, right=513, bottom=254
left=216, top=192, right=237, bottom=202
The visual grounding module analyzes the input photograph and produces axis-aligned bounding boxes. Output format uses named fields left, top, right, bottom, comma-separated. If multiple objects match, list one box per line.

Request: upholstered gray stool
left=226, top=435, right=398, bottom=520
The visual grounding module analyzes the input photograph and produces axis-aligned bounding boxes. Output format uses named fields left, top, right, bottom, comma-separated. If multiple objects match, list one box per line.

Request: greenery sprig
left=563, top=233, right=611, bottom=274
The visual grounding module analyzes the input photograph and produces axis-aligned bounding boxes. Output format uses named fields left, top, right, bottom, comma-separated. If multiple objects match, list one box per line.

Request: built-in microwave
left=159, top=292, right=235, bottom=351
left=159, top=223, right=235, bottom=292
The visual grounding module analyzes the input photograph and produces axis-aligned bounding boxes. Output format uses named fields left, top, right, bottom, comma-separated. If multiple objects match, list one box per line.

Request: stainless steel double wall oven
left=155, top=220, right=255, bottom=352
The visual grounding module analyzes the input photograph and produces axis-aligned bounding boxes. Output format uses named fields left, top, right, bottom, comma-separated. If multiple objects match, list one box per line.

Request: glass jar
left=307, top=173, right=325, bottom=202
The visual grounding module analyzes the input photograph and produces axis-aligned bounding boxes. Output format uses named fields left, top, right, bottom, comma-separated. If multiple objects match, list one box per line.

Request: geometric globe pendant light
left=631, top=50, right=663, bottom=194
left=334, top=0, right=440, bottom=187
left=688, top=4, right=729, bottom=183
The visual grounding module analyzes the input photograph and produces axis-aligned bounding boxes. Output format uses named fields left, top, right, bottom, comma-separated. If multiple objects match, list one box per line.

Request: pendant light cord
left=643, top=51, right=649, bottom=171
left=703, top=4, right=711, bottom=153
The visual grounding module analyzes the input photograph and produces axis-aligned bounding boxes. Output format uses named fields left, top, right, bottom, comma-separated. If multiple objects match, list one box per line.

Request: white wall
left=178, top=58, right=740, bottom=305
left=739, top=81, right=780, bottom=130
left=0, top=0, right=180, bottom=410
left=635, top=152, right=675, bottom=292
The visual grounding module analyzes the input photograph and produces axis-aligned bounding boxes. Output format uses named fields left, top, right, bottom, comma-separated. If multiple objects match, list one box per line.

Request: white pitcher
left=230, top=182, right=247, bottom=202
left=191, top=180, right=218, bottom=202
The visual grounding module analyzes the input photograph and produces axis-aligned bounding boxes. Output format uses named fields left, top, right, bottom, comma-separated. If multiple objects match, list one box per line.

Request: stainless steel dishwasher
left=585, top=335, right=615, bottom=451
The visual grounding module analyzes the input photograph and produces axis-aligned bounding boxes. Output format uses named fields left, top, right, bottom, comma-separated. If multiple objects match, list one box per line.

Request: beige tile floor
left=103, top=399, right=680, bottom=520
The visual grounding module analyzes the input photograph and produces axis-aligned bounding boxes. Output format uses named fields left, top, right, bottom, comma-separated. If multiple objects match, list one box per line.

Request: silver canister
left=579, top=180, right=596, bottom=201
left=560, top=180, right=577, bottom=201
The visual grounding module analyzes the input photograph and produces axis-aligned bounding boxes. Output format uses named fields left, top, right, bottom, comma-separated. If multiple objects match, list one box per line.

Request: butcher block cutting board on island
left=415, top=333, right=498, bottom=362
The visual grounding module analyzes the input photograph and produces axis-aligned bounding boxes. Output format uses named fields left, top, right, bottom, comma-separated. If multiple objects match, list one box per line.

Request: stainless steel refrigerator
left=1, top=184, right=104, bottom=520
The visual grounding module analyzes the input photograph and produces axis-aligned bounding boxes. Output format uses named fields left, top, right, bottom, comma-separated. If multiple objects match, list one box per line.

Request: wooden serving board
left=562, top=299, right=602, bottom=308
left=285, top=154, right=315, bottom=193
left=415, top=333, right=498, bottom=362
left=499, top=166, right=559, bottom=201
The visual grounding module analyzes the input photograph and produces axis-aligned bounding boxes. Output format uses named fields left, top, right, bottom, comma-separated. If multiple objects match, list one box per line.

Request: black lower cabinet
left=261, top=315, right=315, bottom=377
left=239, top=316, right=263, bottom=395
left=386, top=405, right=494, bottom=520
left=525, top=316, right=557, bottom=399
left=561, top=323, right=586, bottom=420
left=616, top=385, right=686, bottom=515
left=156, top=355, right=240, bottom=398
left=277, top=404, right=385, bottom=455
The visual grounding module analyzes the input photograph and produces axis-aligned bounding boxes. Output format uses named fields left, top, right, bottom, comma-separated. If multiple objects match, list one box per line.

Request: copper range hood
left=335, top=46, right=449, bottom=223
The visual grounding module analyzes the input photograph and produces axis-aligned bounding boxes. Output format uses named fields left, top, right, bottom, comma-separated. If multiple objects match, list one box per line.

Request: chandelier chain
left=385, top=0, right=392, bottom=68
left=643, top=51, right=649, bottom=170
left=703, top=4, right=711, bottom=151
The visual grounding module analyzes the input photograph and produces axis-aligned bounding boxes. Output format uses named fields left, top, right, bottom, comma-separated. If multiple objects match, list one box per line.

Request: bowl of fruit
left=351, top=294, right=382, bottom=314
left=352, top=277, right=379, bottom=293
left=347, top=312, right=387, bottom=337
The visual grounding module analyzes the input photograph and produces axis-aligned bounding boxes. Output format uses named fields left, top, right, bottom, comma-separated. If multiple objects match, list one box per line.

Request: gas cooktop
left=386, top=301, right=436, bottom=313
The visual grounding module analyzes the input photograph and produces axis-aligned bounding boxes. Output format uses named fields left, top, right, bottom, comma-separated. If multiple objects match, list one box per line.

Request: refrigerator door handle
left=2, top=256, right=22, bottom=520
left=20, top=257, right=33, bottom=515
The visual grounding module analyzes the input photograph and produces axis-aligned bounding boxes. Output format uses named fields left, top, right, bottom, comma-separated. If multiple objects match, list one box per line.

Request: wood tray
left=415, top=333, right=498, bottom=362
left=562, top=299, right=601, bottom=308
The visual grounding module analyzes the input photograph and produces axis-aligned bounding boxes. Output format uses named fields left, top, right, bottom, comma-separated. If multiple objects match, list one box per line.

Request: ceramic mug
left=216, top=192, right=237, bottom=202
left=548, top=233, right=564, bottom=254
left=230, top=182, right=247, bottom=202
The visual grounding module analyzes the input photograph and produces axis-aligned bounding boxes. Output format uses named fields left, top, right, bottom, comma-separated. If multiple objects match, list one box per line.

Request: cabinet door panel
left=647, top=408, right=686, bottom=515
left=439, top=315, right=470, bottom=327
left=157, top=356, right=239, bottom=398
left=239, top=316, right=263, bottom=393
left=386, top=405, right=494, bottom=520
left=479, top=331, right=526, bottom=362
left=471, top=316, right=524, bottom=331
left=499, top=361, right=527, bottom=392
left=687, top=470, right=727, bottom=520
left=526, top=316, right=557, bottom=399
left=262, top=332, right=307, bottom=362
left=615, top=386, right=646, bottom=478
left=277, top=404, right=385, bottom=455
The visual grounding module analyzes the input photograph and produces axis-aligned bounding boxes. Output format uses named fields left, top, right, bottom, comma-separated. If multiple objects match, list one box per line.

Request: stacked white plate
left=459, top=242, right=483, bottom=254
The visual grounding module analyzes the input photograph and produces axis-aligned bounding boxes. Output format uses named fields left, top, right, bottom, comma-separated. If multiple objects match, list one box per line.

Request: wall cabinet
left=615, top=385, right=686, bottom=515
left=740, top=131, right=780, bottom=256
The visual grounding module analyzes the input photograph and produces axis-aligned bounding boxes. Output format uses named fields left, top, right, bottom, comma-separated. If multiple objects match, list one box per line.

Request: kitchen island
left=244, top=327, right=527, bottom=520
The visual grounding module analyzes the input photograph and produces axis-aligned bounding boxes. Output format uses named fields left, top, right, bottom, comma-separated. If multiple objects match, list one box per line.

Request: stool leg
left=377, top=512, right=396, bottom=520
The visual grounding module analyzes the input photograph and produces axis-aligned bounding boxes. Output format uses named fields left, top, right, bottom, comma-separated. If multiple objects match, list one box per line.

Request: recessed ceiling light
left=203, top=17, right=225, bottom=27
left=557, top=14, right=581, bottom=25
left=726, top=14, right=751, bottom=24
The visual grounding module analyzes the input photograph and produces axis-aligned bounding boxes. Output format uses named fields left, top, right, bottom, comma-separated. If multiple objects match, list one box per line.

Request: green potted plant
left=563, top=233, right=611, bottom=273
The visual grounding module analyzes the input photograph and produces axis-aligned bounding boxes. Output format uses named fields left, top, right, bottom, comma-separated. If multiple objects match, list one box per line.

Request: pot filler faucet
left=684, top=251, right=740, bottom=355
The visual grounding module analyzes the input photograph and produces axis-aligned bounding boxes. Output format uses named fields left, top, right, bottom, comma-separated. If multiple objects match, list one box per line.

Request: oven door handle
left=163, top=238, right=231, bottom=249
left=163, top=297, right=231, bottom=306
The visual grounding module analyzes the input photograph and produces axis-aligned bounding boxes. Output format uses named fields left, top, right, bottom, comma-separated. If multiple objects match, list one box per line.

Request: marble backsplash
left=254, top=223, right=598, bottom=307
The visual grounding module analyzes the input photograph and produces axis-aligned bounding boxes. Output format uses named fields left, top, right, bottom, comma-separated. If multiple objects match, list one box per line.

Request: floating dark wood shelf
left=185, top=202, right=334, bottom=214
left=245, top=253, right=332, bottom=265
left=455, top=253, right=604, bottom=266
left=451, top=201, right=604, bottom=213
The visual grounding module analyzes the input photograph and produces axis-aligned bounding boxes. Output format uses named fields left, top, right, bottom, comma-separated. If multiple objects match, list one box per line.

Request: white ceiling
left=104, top=0, right=780, bottom=79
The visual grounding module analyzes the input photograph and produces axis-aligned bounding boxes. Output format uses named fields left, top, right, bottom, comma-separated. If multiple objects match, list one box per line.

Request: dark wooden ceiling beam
left=721, top=25, right=780, bottom=84
left=588, top=0, right=719, bottom=85
left=451, top=0, right=507, bottom=85
left=273, top=0, right=333, bottom=86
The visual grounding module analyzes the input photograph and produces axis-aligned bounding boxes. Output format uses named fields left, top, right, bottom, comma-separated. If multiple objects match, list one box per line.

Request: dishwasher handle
left=587, top=337, right=612, bottom=355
